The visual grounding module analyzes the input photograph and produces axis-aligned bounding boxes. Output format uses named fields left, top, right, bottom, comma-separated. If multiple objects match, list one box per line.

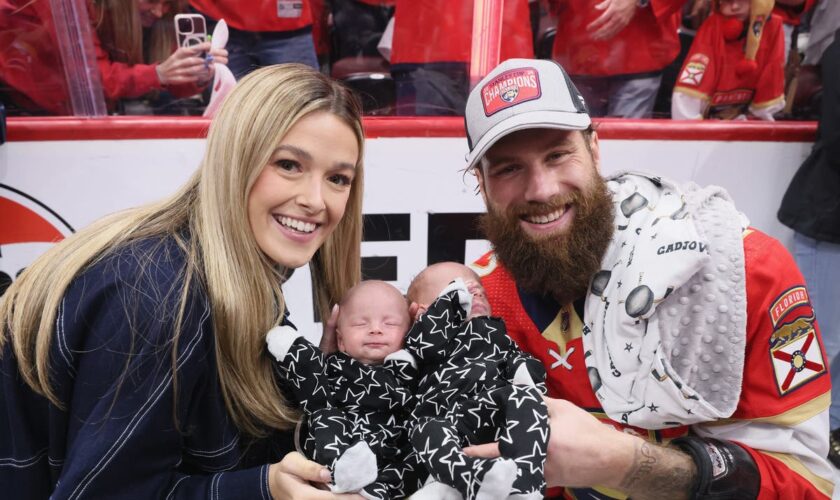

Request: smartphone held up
left=175, top=14, right=207, bottom=50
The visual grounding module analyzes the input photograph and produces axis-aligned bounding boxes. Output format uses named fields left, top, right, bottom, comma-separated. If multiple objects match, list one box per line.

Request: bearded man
left=462, top=58, right=835, bottom=499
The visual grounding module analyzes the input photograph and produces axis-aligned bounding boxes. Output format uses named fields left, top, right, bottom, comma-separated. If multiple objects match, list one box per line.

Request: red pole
left=470, top=0, right=505, bottom=88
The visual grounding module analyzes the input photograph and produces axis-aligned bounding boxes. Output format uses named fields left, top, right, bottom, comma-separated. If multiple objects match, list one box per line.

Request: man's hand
left=541, top=398, right=639, bottom=487
left=464, top=398, right=696, bottom=498
left=465, top=398, right=638, bottom=487
left=587, top=0, right=639, bottom=41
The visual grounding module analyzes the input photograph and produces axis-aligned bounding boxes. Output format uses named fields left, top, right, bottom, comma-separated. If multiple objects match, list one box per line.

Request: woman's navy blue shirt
left=0, top=238, right=294, bottom=498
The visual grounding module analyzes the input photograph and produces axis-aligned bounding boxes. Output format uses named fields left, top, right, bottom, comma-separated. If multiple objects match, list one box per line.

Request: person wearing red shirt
left=388, top=0, right=533, bottom=116
left=189, top=0, right=317, bottom=79
left=461, top=57, right=834, bottom=499
left=779, top=27, right=840, bottom=469
left=0, top=0, right=226, bottom=115
left=672, top=0, right=785, bottom=120
left=546, top=0, right=686, bottom=117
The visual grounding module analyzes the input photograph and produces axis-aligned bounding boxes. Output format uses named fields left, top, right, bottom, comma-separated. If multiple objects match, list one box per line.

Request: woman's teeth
left=276, top=216, right=316, bottom=233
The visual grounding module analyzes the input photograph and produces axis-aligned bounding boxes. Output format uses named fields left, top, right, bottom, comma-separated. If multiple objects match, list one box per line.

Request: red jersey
left=389, top=0, right=532, bottom=65
left=189, top=0, right=312, bottom=33
left=473, top=229, right=834, bottom=499
left=673, top=12, right=785, bottom=119
left=547, top=0, right=684, bottom=77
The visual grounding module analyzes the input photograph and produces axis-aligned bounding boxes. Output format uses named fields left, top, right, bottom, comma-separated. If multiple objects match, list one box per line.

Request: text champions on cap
left=481, top=67, right=542, bottom=116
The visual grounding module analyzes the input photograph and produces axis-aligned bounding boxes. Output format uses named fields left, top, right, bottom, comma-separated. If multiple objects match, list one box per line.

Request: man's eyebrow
left=484, top=154, right=521, bottom=168
left=485, top=135, right=578, bottom=167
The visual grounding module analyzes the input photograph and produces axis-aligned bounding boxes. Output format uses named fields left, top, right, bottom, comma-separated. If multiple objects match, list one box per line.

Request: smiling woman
left=0, top=64, right=365, bottom=499
left=248, top=112, right=359, bottom=270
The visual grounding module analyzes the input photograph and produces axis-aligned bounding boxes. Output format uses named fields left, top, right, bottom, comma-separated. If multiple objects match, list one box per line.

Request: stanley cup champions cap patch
left=464, top=58, right=592, bottom=171
left=481, top=67, right=542, bottom=116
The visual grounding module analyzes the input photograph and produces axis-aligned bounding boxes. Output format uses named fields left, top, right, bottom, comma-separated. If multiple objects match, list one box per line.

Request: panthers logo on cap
left=501, top=87, right=519, bottom=103
left=481, top=67, right=542, bottom=116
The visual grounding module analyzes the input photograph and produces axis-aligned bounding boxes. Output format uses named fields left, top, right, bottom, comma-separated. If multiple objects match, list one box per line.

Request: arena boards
left=1, top=117, right=815, bottom=339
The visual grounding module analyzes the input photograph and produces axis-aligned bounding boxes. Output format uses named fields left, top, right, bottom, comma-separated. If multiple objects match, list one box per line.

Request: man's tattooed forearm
left=620, top=442, right=657, bottom=490
left=619, top=442, right=696, bottom=499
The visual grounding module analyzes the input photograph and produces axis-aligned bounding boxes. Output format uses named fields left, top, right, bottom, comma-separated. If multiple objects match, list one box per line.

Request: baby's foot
left=332, top=441, right=378, bottom=493
left=475, top=459, right=517, bottom=500
left=410, top=479, right=462, bottom=500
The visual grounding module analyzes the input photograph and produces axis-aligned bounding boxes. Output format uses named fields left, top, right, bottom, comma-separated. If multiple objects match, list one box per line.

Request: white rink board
left=1, top=136, right=812, bottom=340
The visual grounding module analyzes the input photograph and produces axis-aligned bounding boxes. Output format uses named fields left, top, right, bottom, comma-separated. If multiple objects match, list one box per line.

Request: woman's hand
left=155, top=42, right=228, bottom=86
left=268, top=452, right=365, bottom=499
left=319, top=304, right=340, bottom=354
left=208, top=46, right=229, bottom=67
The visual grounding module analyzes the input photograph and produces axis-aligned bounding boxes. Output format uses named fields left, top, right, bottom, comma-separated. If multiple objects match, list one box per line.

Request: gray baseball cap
left=464, top=58, right=591, bottom=170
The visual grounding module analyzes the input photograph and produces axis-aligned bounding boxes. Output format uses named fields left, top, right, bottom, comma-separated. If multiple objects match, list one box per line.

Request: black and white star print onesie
left=407, top=279, right=550, bottom=500
left=266, top=327, right=425, bottom=499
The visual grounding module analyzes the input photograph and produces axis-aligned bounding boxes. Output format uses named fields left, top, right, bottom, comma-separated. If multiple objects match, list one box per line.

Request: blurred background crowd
left=0, top=0, right=836, bottom=120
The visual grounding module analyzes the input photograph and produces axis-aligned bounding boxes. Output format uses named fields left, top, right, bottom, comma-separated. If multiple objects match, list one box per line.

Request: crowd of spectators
left=0, top=0, right=834, bottom=119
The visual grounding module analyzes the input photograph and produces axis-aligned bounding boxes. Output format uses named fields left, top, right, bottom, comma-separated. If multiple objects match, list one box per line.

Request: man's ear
left=589, top=130, right=601, bottom=172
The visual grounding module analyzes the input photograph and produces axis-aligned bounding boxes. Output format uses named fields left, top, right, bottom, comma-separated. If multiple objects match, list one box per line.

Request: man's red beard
left=479, top=174, right=615, bottom=304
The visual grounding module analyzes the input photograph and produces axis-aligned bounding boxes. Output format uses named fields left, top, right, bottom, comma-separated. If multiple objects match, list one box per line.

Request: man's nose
left=523, top=166, right=555, bottom=203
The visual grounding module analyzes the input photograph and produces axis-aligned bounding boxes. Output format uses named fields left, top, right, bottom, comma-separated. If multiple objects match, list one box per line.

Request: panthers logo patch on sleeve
left=768, top=286, right=826, bottom=396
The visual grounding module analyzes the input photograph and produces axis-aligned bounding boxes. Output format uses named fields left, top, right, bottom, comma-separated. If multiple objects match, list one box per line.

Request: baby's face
left=719, top=0, right=749, bottom=21
left=337, top=282, right=410, bottom=365
left=413, top=262, right=491, bottom=318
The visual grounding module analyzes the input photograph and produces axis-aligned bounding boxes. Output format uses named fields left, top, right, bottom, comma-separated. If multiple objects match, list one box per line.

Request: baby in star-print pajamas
left=266, top=264, right=549, bottom=500
left=405, top=262, right=549, bottom=500
left=266, top=280, right=424, bottom=499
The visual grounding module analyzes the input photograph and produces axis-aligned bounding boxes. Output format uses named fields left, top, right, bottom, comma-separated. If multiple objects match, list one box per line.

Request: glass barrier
left=1, top=0, right=106, bottom=116
left=0, top=0, right=828, bottom=119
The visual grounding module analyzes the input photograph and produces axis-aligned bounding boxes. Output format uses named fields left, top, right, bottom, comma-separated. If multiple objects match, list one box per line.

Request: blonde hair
left=0, top=64, right=364, bottom=436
